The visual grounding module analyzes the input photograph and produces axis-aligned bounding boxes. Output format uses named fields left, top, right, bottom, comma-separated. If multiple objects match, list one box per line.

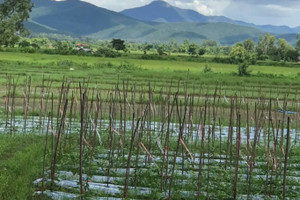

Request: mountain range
left=18, top=0, right=299, bottom=45
left=121, top=1, right=300, bottom=34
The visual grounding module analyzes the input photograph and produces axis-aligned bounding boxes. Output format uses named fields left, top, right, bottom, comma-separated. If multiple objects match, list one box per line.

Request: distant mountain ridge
left=121, top=1, right=233, bottom=24
left=88, top=22, right=264, bottom=45
left=121, top=0, right=300, bottom=34
left=5, top=0, right=296, bottom=45
left=30, top=0, right=147, bottom=35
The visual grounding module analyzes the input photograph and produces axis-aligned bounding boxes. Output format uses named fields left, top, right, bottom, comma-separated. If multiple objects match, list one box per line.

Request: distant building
left=76, top=43, right=88, bottom=48
left=76, top=43, right=94, bottom=54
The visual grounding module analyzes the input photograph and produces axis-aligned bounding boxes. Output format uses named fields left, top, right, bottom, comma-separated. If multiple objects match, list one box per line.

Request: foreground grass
left=0, top=134, right=45, bottom=200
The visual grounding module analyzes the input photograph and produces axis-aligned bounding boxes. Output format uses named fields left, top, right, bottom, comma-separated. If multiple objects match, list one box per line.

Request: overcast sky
left=80, top=0, right=300, bottom=27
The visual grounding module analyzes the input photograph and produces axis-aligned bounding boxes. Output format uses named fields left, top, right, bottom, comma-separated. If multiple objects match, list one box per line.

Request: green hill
left=24, top=19, right=59, bottom=34
left=88, top=22, right=263, bottom=45
left=30, top=0, right=147, bottom=35
left=20, top=0, right=297, bottom=45
left=120, top=0, right=232, bottom=24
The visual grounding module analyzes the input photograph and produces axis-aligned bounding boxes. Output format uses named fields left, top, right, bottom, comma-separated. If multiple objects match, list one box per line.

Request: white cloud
left=261, top=4, right=300, bottom=15
left=81, top=0, right=152, bottom=11
left=223, top=1, right=300, bottom=27
left=174, top=0, right=215, bottom=16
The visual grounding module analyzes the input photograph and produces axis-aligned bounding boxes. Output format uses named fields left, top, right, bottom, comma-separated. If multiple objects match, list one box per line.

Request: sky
left=80, top=0, right=300, bottom=27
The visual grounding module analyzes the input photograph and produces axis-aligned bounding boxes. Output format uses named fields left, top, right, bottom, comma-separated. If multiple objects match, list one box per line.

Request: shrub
left=20, top=47, right=36, bottom=53
left=95, top=48, right=120, bottom=58
left=56, top=60, right=75, bottom=67
left=198, top=47, right=206, bottom=56
left=238, top=62, right=250, bottom=76
left=203, top=64, right=212, bottom=73
left=117, top=62, right=142, bottom=72
left=212, top=57, right=231, bottom=64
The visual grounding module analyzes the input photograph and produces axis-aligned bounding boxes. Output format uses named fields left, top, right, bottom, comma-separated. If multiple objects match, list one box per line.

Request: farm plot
left=1, top=76, right=299, bottom=199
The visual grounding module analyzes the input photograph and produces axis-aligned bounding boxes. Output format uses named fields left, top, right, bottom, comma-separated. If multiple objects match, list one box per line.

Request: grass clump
left=0, top=135, right=46, bottom=200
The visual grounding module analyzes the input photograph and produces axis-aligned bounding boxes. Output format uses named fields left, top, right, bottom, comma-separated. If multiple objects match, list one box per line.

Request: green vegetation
left=0, top=0, right=33, bottom=47
left=0, top=51, right=300, bottom=107
left=111, top=39, right=126, bottom=52
left=0, top=49, right=299, bottom=199
left=0, top=77, right=293, bottom=199
left=0, top=1, right=300, bottom=199
left=0, top=51, right=299, bottom=79
left=33, top=131, right=300, bottom=199
left=0, top=32, right=298, bottom=67
left=0, top=134, right=46, bottom=199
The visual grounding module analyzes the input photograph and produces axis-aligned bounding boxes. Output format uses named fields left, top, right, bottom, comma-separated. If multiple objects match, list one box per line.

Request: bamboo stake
left=123, top=114, right=140, bottom=198
left=233, top=114, right=241, bottom=199
left=50, top=97, right=68, bottom=191
left=168, top=93, right=188, bottom=199
left=79, top=83, right=85, bottom=196
left=282, top=117, right=290, bottom=200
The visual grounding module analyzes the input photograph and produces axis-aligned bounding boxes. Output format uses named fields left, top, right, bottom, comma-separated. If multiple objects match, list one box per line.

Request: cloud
left=261, top=4, right=300, bottom=14
left=81, top=0, right=152, bottom=11
left=173, top=1, right=214, bottom=15
left=174, top=0, right=230, bottom=16
left=223, top=1, right=300, bottom=27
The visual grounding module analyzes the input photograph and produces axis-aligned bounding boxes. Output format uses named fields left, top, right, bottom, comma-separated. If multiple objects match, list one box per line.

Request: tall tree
left=179, top=39, right=191, bottom=53
left=111, top=39, right=126, bottom=52
left=256, top=33, right=276, bottom=59
left=276, top=38, right=293, bottom=61
left=243, top=38, right=255, bottom=52
left=230, top=43, right=247, bottom=64
left=296, top=34, right=300, bottom=52
left=168, top=38, right=179, bottom=53
left=198, top=47, right=206, bottom=56
left=157, top=44, right=167, bottom=55
left=0, top=0, right=33, bottom=47
left=188, top=43, right=198, bottom=56
left=142, top=44, right=153, bottom=54
left=230, top=43, right=251, bottom=76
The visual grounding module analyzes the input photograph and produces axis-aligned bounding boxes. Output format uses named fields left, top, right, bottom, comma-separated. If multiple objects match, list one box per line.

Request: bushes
left=95, top=47, right=120, bottom=58
left=20, top=47, right=36, bottom=53
left=212, top=56, right=231, bottom=64
left=238, top=62, right=250, bottom=76
left=256, top=60, right=298, bottom=68
left=94, top=61, right=142, bottom=73
left=140, top=54, right=169, bottom=60
left=203, top=64, right=213, bottom=73
left=117, top=62, right=142, bottom=72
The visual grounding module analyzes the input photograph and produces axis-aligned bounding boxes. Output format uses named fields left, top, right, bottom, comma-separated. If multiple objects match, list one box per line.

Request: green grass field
left=1, top=51, right=300, bottom=76
left=0, top=51, right=300, bottom=102
left=0, top=51, right=300, bottom=89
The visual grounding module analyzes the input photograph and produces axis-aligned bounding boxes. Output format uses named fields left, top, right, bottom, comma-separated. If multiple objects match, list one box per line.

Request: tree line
left=1, top=0, right=300, bottom=75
